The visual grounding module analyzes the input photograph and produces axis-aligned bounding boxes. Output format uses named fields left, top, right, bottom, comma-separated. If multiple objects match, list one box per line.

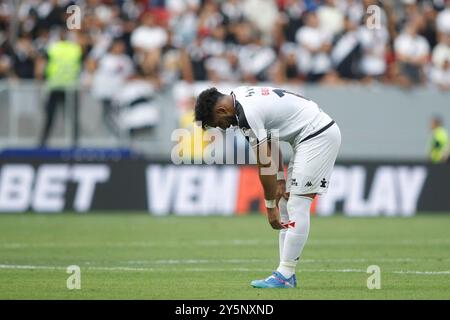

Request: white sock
left=277, top=195, right=312, bottom=279
left=278, top=197, right=289, bottom=261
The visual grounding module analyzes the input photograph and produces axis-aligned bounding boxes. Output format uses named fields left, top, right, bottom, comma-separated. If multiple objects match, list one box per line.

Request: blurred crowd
left=0, top=0, right=450, bottom=91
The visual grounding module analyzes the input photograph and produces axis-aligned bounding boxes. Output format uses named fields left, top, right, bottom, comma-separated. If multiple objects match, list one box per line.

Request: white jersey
left=231, top=86, right=333, bottom=146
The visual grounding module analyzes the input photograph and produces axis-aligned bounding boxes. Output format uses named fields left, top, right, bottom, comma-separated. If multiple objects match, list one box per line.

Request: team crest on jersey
left=261, top=88, right=270, bottom=96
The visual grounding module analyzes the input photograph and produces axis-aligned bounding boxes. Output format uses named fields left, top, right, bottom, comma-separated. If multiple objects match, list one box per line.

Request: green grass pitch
left=0, top=213, right=449, bottom=299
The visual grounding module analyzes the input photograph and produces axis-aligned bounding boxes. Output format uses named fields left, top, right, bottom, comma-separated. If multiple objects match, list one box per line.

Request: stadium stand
left=0, top=0, right=449, bottom=87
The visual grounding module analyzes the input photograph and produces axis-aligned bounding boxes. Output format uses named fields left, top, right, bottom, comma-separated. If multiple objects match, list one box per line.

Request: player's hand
left=266, top=207, right=286, bottom=230
left=275, top=180, right=289, bottom=207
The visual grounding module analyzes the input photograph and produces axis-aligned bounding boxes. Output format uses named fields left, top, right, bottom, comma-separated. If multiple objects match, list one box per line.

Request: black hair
left=194, top=87, right=224, bottom=129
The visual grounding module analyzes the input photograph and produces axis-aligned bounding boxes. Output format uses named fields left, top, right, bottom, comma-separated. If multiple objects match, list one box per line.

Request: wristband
left=265, top=199, right=276, bottom=209
left=276, top=171, right=285, bottom=180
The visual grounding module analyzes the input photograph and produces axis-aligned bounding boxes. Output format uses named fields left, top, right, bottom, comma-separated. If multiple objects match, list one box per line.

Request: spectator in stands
left=358, top=13, right=390, bottom=82
left=11, top=33, right=36, bottom=79
left=429, top=116, right=449, bottom=164
left=1, top=0, right=450, bottom=95
left=169, top=0, right=199, bottom=48
left=91, top=38, right=135, bottom=135
left=337, top=0, right=364, bottom=25
left=394, top=16, right=430, bottom=87
left=436, top=0, right=450, bottom=36
left=430, top=56, right=450, bottom=90
left=186, top=35, right=209, bottom=81
left=18, top=0, right=66, bottom=34
left=273, top=0, right=305, bottom=48
left=0, top=4, right=12, bottom=79
left=242, top=0, right=278, bottom=38
left=198, top=0, right=224, bottom=37
left=430, top=33, right=450, bottom=90
left=221, top=0, right=245, bottom=25
left=112, top=67, right=160, bottom=137
left=0, top=53, right=10, bottom=79
left=295, top=9, right=336, bottom=83
left=166, top=0, right=200, bottom=18
left=331, top=15, right=361, bottom=81
left=276, top=42, right=303, bottom=83
left=421, top=0, right=438, bottom=50
left=235, top=21, right=277, bottom=83
left=396, top=0, right=420, bottom=32
left=159, top=31, right=192, bottom=86
left=202, top=24, right=227, bottom=58
left=317, top=0, right=345, bottom=38
left=131, top=10, right=167, bottom=76
left=205, top=48, right=240, bottom=83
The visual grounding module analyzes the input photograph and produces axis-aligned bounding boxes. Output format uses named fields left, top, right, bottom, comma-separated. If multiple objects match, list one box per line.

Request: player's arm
left=254, top=139, right=285, bottom=230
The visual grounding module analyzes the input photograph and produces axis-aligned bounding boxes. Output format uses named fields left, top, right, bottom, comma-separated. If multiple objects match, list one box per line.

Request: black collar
left=231, top=93, right=250, bottom=129
left=231, top=92, right=240, bottom=126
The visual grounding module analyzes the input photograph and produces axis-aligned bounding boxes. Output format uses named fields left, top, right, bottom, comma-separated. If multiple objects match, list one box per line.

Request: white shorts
left=286, top=122, right=341, bottom=195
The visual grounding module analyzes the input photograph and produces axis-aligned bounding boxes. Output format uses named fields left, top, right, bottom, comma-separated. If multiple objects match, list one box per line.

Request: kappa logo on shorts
left=304, top=181, right=313, bottom=187
left=320, top=178, right=328, bottom=188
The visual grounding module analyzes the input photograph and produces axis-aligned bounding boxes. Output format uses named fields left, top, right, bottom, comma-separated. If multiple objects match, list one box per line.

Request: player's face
left=207, top=97, right=237, bottom=130
left=214, top=113, right=238, bottom=130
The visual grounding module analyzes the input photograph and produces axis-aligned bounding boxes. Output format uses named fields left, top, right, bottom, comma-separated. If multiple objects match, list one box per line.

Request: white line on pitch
left=1, top=239, right=450, bottom=249
left=392, top=270, right=450, bottom=275
left=125, top=257, right=422, bottom=265
left=1, top=264, right=449, bottom=275
left=0, top=257, right=434, bottom=267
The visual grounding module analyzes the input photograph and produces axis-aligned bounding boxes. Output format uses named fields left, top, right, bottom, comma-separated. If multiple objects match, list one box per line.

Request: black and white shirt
left=232, top=86, right=333, bottom=146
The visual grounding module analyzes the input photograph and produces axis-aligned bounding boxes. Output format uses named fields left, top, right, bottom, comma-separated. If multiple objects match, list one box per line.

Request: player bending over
left=194, top=86, right=341, bottom=288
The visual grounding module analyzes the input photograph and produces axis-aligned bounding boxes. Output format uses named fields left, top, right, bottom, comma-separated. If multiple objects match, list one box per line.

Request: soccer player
left=194, top=86, right=341, bottom=288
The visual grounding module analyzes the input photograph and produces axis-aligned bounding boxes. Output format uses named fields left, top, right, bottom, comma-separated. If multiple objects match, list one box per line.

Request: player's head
left=195, top=87, right=237, bottom=130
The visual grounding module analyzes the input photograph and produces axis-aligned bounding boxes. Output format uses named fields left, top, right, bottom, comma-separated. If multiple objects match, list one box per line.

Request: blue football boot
left=251, top=271, right=297, bottom=288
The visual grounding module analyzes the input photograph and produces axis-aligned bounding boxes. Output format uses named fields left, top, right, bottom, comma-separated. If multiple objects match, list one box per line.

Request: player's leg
left=251, top=158, right=312, bottom=288
left=251, top=194, right=314, bottom=288
left=278, top=157, right=294, bottom=260
left=251, top=123, right=341, bottom=288
left=277, top=123, right=341, bottom=280
left=277, top=193, right=314, bottom=279
left=278, top=197, right=288, bottom=260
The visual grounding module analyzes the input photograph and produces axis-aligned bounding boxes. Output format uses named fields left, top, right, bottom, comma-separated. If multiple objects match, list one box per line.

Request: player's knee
left=286, top=194, right=312, bottom=235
